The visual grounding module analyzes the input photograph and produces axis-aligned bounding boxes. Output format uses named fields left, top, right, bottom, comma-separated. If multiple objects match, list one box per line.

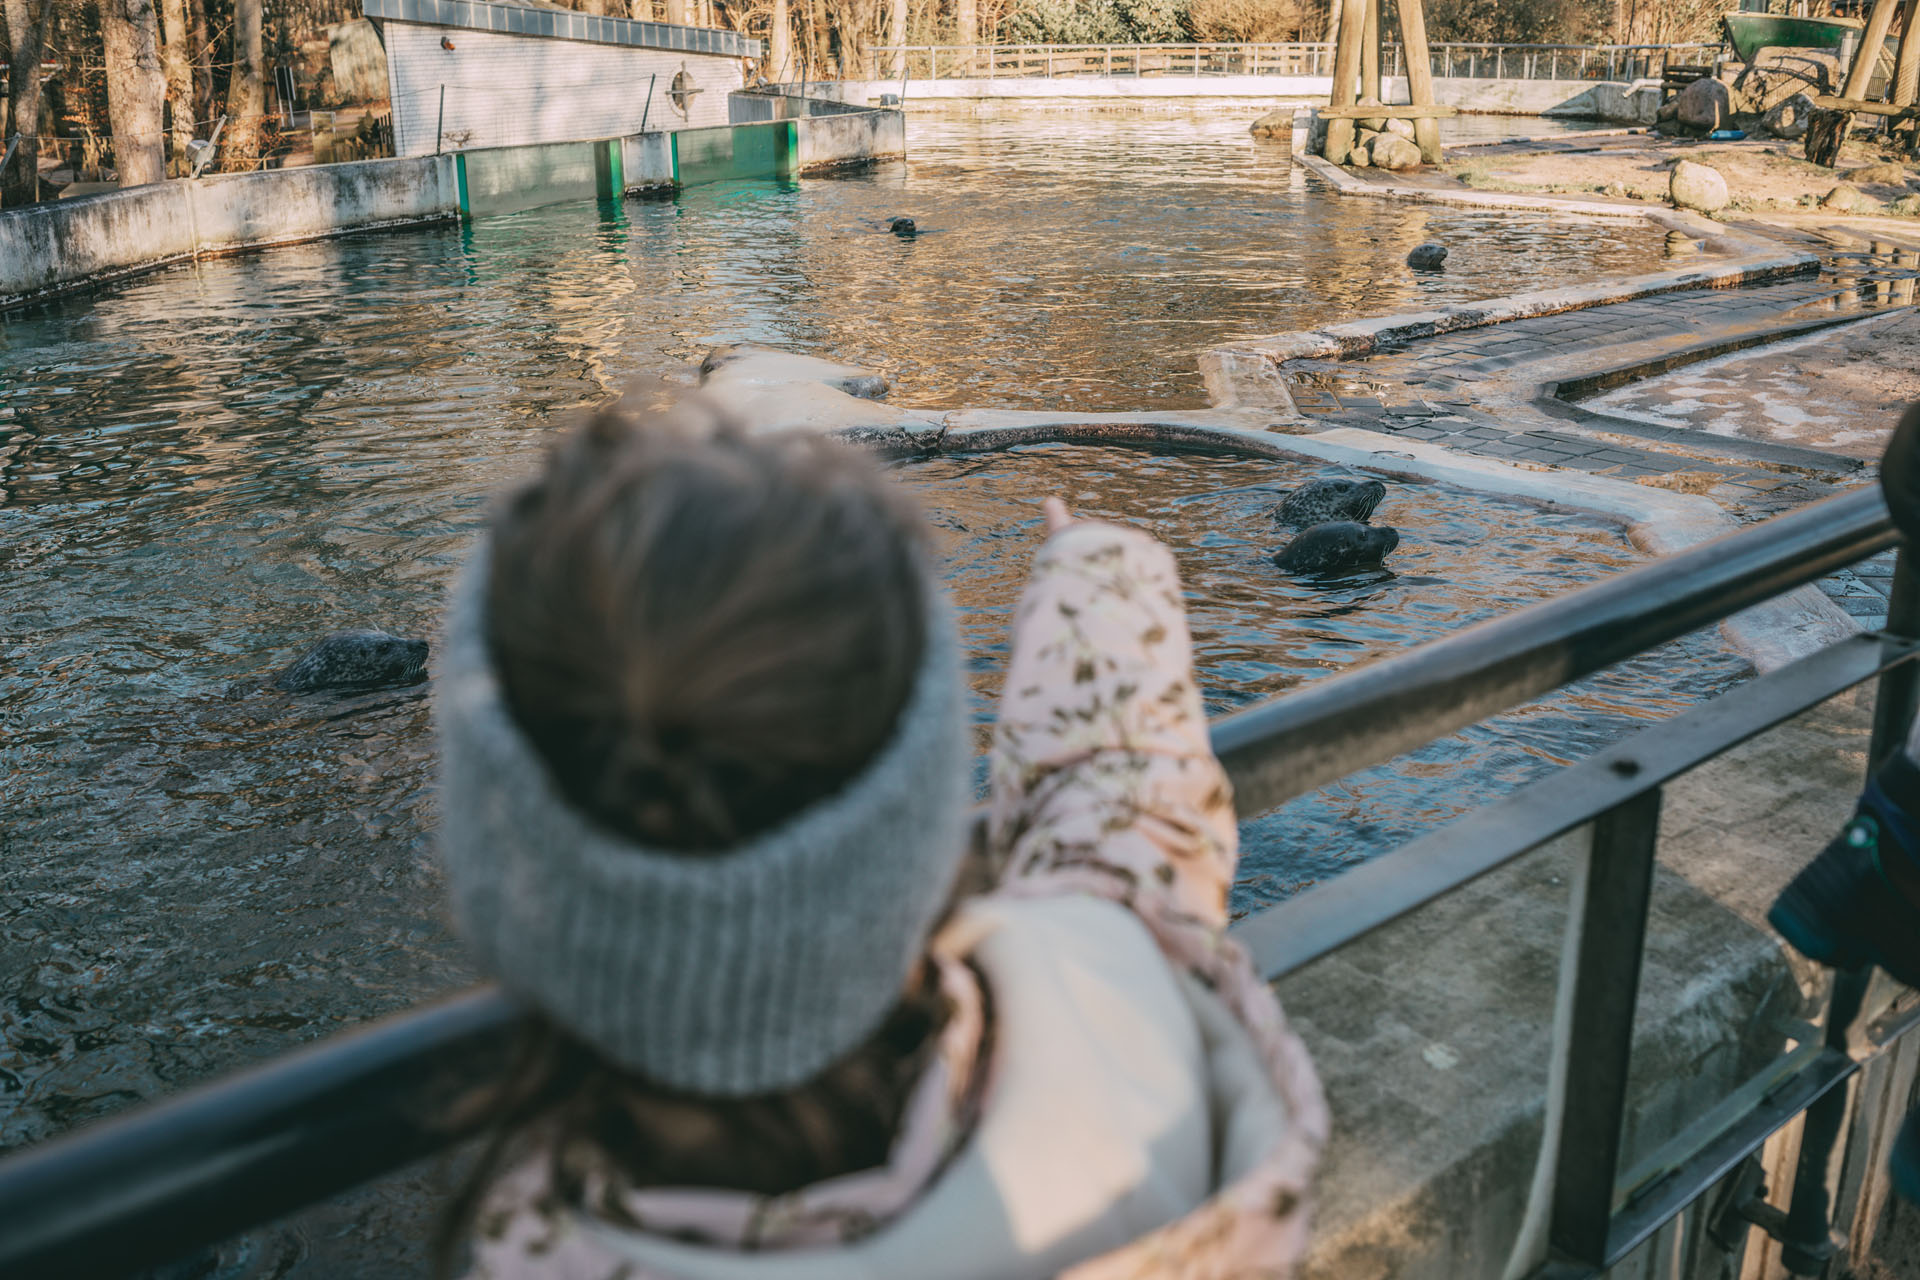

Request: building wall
left=384, top=21, right=748, bottom=156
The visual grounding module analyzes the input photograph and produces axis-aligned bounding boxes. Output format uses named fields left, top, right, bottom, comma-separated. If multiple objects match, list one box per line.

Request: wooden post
left=1323, top=0, right=1367, bottom=162
left=1895, top=0, right=1920, bottom=108
left=1844, top=0, right=1901, bottom=100
left=1807, top=105, right=1851, bottom=165
left=1361, top=0, right=1381, bottom=106
left=1394, top=0, right=1441, bottom=163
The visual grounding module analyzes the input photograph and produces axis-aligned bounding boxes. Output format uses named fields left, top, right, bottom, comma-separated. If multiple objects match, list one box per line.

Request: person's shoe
left=1892, top=1106, right=1920, bottom=1204
left=1767, top=752, right=1920, bottom=990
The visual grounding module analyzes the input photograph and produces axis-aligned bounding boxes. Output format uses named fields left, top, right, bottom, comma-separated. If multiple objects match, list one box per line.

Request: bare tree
left=100, top=0, right=167, bottom=184
left=221, top=0, right=262, bottom=168
left=158, top=0, right=191, bottom=171
left=3, top=0, right=49, bottom=204
left=769, top=0, right=793, bottom=75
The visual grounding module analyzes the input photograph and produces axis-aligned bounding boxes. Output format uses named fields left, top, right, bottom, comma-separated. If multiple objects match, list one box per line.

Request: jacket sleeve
left=986, top=521, right=1237, bottom=932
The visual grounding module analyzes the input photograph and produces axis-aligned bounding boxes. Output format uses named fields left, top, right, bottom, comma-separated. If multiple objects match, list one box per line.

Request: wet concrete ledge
left=0, top=107, right=904, bottom=310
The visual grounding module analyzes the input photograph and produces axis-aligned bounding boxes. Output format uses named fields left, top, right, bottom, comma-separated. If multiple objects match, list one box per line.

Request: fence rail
left=868, top=41, right=1723, bottom=82
left=0, top=472, right=1909, bottom=1280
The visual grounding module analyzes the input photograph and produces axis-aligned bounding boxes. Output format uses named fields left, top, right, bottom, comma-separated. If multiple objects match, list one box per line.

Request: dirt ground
left=1592, top=309, right=1920, bottom=460
left=1450, top=133, right=1920, bottom=216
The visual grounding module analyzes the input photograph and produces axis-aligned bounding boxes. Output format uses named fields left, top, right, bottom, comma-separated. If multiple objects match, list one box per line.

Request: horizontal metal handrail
left=0, top=484, right=1895, bottom=1279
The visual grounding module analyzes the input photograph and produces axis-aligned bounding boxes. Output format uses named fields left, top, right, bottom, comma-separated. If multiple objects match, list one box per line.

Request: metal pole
left=435, top=84, right=445, bottom=155
left=1545, top=789, right=1664, bottom=1265
left=1869, top=546, right=1920, bottom=769
left=639, top=72, right=656, bottom=134
left=1778, top=965, right=1871, bottom=1274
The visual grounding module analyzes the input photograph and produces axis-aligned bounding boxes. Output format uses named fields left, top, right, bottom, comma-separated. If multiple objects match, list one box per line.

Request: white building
left=362, top=0, right=763, bottom=157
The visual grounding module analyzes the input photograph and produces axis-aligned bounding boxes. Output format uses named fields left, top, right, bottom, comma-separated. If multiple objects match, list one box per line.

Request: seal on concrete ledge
left=1272, top=521, right=1400, bottom=575
left=1272, top=476, right=1388, bottom=528
left=1407, top=243, right=1448, bottom=270
left=271, top=630, right=429, bottom=694
left=888, top=217, right=917, bottom=238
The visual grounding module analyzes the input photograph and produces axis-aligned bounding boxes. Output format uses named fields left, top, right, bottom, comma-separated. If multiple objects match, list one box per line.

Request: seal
left=1407, top=242, right=1448, bottom=270
left=1272, top=477, right=1388, bottom=528
left=1272, top=521, right=1400, bottom=575
left=887, top=216, right=917, bottom=238
left=272, top=629, right=429, bottom=694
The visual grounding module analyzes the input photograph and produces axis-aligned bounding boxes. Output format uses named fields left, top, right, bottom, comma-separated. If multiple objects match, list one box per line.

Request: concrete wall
left=823, top=73, right=1659, bottom=122
left=384, top=20, right=745, bottom=155
left=794, top=108, right=905, bottom=173
left=620, top=130, right=675, bottom=191
left=0, top=156, right=456, bottom=307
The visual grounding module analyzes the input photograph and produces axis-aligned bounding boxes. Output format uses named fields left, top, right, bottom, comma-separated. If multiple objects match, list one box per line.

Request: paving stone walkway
left=1274, top=228, right=1920, bottom=630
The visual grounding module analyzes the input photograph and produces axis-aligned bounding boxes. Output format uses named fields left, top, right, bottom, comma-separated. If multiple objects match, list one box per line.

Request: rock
left=1762, top=92, right=1814, bottom=140
left=1845, top=161, right=1910, bottom=186
left=1250, top=108, right=1295, bottom=138
left=1356, top=95, right=1386, bottom=131
left=1407, top=242, right=1447, bottom=269
left=1669, top=159, right=1730, bottom=214
left=1819, top=181, right=1883, bottom=213
left=1371, top=133, right=1422, bottom=171
left=700, top=344, right=891, bottom=401
left=1356, top=127, right=1381, bottom=147
left=1890, top=194, right=1920, bottom=216
left=1350, top=140, right=1373, bottom=168
left=1385, top=118, right=1416, bottom=140
left=1656, top=99, right=1680, bottom=123
left=1676, top=76, right=1732, bottom=134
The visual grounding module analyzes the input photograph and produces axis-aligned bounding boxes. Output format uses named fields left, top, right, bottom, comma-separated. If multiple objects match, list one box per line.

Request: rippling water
left=0, top=106, right=1722, bottom=1268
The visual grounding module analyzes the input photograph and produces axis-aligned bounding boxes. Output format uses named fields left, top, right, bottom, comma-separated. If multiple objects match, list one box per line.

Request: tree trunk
left=953, top=0, right=974, bottom=72
left=1894, top=0, right=1920, bottom=107
left=887, top=0, right=903, bottom=78
left=664, top=0, right=687, bottom=23
left=158, top=0, right=193, bottom=173
left=769, top=0, right=792, bottom=79
left=222, top=0, right=265, bottom=169
left=188, top=0, right=212, bottom=123
left=3, top=0, right=47, bottom=205
left=101, top=0, right=169, bottom=186
left=1806, top=106, right=1852, bottom=166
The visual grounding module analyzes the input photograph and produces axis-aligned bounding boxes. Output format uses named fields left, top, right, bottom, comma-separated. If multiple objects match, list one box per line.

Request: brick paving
left=1274, top=232, right=1920, bottom=631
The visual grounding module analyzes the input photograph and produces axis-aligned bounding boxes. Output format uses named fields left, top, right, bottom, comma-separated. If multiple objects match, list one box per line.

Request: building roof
left=363, top=0, right=764, bottom=60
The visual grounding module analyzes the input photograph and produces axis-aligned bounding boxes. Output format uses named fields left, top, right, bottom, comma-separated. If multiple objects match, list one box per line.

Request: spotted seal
left=1271, top=477, right=1388, bottom=528
left=1407, top=242, right=1448, bottom=270
left=1272, top=521, right=1400, bottom=575
left=887, top=216, right=917, bottom=238
left=272, top=630, right=429, bottom=694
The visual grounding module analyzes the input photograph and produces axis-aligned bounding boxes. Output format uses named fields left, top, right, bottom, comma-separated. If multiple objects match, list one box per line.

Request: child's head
left=435, top=399, right=971, bottom=1098
left=483, top=402, right=930, bottom=850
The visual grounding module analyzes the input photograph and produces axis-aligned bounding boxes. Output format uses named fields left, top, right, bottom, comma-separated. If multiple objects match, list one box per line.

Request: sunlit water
left=0, top=106, right=1725, bottom=1265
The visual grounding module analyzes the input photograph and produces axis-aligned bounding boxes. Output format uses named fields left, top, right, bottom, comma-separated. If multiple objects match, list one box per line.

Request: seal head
left=1272, top=521, right=1400, bottom=575
left=1407, top=242, right=1448, bottom=270
left=272, top=629, right=429, bottom=694
left=1273, top=477, right=1388, bottom=528
left=888, top=216, right=918, bottom=238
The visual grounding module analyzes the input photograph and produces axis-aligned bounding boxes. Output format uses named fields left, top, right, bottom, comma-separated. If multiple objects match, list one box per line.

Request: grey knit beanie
left=434, top=543, right=971, bottom=1097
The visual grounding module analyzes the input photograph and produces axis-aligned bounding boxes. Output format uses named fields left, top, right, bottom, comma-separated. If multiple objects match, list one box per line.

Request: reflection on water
left=1, top=108, right=1698, bottom=1182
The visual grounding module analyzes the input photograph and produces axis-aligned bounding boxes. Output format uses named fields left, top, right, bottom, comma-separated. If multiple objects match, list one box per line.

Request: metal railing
left=870, top=41, right=1722, bottom=82
left=0, top=478, right=1912, bottom=1279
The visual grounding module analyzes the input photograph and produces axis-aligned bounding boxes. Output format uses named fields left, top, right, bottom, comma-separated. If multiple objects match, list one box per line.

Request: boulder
left=1350, top=140, right=1373, bottom=167
left=1676, top=76, right=1732, bottom=134
left=1356, top=95, right=1386, bottom=131
left=1819, top=181, right=1883, bottom=213
left=1890, top=194, right=1920, bottom=216
left=1669, top=159, right=1730, bottom=214
left=1407, top=242, right=1447, bottom=269
left=1385, top=118, right=1416, bottom=140
left=1250, top=108, right=1295, bottom=138
left=1372, top=133, right=1423, bottom=171
left=1762, top=92, right=1814, bottom=140
left=1656, top=99, right=1680, bottom=124
left=1845, top=161, right=1909, bottom=186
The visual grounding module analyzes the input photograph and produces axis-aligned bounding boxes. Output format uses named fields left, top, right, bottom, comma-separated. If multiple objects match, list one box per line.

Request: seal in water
left=888, top=216, right=917, bottom=238
left=272, top=630, right=429, bottom=694
left=1407, top=242, right=1448, bottom=270
left=1272, top=521, right=1400, bottom=575
left=1272, top=476, right=1388, bottom=528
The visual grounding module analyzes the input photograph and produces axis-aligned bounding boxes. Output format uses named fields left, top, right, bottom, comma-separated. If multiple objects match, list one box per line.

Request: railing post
left=1105, top=45, right=1111, bottom=74
left=1544, top=788, right=1663, bottom=1265
left=930, top=46, right=937, bottom=78
left=1778, top=966, right=1871, bottom=1274
left=1869, top=545, right=1920, bottom=769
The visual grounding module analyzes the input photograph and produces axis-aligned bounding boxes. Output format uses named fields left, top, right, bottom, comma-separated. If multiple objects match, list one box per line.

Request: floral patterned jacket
left=464, top=521, right=1328, bottom=1279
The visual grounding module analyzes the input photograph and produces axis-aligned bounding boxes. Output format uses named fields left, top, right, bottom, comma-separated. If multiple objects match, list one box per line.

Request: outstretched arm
left=987, top=500, right=1237, bottom=933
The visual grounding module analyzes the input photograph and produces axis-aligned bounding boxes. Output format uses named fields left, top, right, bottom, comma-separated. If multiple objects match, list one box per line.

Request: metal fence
left=0, top=469, right=1911, bottom=1279
left=870, top=41, right=1722, bottom=81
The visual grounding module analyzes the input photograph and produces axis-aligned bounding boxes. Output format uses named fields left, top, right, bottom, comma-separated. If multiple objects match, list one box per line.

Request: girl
left=434, top=398, right=1327, bottom=1278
